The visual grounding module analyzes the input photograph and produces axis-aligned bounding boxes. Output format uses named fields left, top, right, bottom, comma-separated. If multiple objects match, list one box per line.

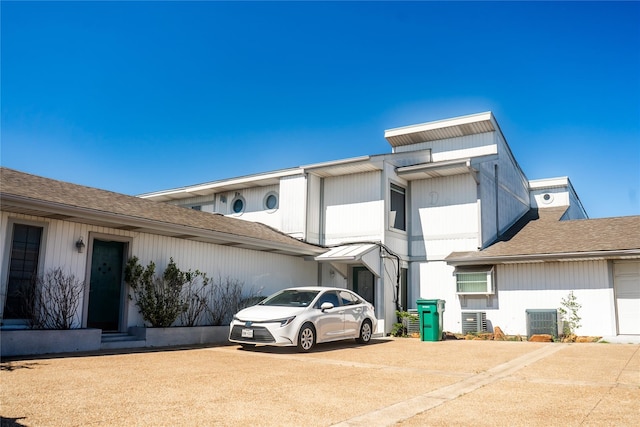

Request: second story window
left=390, top=183, right=406, bottom=231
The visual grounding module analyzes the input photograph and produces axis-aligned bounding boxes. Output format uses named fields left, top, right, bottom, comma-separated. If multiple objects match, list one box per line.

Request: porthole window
left=232, top=197, right=245, bottom=214
left=264, top=192, right=279, bottom=210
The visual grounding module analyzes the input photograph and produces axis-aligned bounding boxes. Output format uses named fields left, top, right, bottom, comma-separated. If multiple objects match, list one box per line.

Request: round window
left=232, top=198, right=244, bottom=213
left=265, top=193, right=278, bottom=210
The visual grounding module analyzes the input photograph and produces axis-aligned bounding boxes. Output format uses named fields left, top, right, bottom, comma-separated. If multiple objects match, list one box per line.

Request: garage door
left=614, top=261, right=640, bottom=335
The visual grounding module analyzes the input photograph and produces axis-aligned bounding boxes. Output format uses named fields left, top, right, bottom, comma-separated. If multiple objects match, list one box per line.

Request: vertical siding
left=410, top=174, right=479, bottom=259
left=306, top=174, right=322, bottom=244
left=393, top=132, right=496, bottom=158
left=477, top=132, right=530, bottom=247
left=279, top=174, right=307, bottom=239
left=323, top=171, right=383, bottom=245
left=409, top=259, right=616, bottom=337
left=1, top=212, right=318, bottom=329
left=494, top=261, right=615, bottom=336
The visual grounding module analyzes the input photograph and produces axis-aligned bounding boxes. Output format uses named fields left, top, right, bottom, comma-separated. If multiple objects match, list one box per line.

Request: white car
left=228, top=286, right=377, bottom=352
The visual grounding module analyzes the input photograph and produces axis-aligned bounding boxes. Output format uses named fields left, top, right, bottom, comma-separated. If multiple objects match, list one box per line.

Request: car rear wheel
left=297, top=324, right=315, bottom=352
left=356, top=320, right=373, bottom=344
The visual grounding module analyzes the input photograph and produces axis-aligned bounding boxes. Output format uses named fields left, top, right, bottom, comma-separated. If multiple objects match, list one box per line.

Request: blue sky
left=2, top=1, right=639, bottom=218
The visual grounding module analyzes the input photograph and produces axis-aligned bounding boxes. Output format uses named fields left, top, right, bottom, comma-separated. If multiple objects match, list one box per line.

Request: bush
left=21, top=268, right=86, bottom=329
left=206, top=276, right=263, bottom=326
left=125, top=257, right=207, bottom=328
left=391, top=310, right=419, bottom=337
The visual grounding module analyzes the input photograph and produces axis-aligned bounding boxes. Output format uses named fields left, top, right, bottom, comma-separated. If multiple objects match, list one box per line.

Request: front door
left=353, top=267, right=375, bottom=306
left=87, top=239, right=125, bottom=331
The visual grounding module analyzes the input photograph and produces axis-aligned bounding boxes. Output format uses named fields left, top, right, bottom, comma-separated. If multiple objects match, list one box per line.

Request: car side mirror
left=320, top=302, right=334, bottom=311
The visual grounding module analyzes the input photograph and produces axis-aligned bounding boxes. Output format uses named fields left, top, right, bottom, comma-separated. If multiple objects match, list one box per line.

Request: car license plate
left=241, top=328, right=254, bottom=338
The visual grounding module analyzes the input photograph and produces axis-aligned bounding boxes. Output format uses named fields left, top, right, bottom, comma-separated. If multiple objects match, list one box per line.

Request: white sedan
left=228, top=286, right=377, bottom=352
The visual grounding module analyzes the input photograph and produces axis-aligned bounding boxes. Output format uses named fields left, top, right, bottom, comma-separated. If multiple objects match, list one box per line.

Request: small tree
left=126, top=257, right=204, bottom=327
left=21, top=268, right=86, bottom=329
left=205, top=276, right=263, bottom=326
left=179, top=271, right=210, bottom=327
left=558, top=291, right=582, bottom=337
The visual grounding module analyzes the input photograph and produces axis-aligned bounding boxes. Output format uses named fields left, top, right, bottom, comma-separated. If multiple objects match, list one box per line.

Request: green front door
left=87, top=239, right=125, bottom=331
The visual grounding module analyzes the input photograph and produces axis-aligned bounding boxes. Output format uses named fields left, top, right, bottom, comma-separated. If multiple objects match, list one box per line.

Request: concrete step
left=100, top=333, right=146, bottom=350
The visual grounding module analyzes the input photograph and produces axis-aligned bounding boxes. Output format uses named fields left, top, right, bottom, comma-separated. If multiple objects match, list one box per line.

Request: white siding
left=410, top=174, right=479, bottom=260
left=494, top=261, right=616, bottom=336
left=409, top=259, right=617, bottom=337
left=323, top=172, right=383, bottom=245
left=394, top=132, right=497, bottom=160
left=477, top=133, right=530, bottom=247
left=1, top=212, right=318, bottom=329
left=279, top=175, right=307, bottom=239
left=306, top=174, right=322, bottom=244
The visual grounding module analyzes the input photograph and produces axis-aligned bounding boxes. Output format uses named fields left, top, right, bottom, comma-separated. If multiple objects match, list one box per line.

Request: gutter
left=446, top=249, right=640, bottom=266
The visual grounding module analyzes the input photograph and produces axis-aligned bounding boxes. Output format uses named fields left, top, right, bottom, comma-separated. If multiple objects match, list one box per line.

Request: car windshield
left=259, top=290, right=320, bottom=307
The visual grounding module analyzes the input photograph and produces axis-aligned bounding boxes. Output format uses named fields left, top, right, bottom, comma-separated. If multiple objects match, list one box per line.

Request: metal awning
left=315, top=244, right=381, bottom=277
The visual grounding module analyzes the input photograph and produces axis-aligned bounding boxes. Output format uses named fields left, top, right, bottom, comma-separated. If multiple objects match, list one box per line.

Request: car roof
left=281, top=286, right=350, bottom=292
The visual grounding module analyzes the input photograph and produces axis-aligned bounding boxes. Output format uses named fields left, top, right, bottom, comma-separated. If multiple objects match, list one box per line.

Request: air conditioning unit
left=526, top=309, right=558, bottom=339
left=462, top=312, right=487, bottom=334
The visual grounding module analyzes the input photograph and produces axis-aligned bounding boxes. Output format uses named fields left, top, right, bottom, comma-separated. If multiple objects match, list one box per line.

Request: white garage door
left=614, top=261, right=640, bottom=335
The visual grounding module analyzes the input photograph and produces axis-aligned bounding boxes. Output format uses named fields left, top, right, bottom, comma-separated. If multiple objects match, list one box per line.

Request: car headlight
left=279, top=316, right=296, bottom=327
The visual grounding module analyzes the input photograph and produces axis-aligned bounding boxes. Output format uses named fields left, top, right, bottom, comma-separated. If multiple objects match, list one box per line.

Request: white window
left=456, top=267, right=495, bottom=295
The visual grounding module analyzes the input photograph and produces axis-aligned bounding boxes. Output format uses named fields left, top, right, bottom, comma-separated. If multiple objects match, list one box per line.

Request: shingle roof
left=447, top=207, right=640, bottom=265
left=0, top=167, right=324, bottom=256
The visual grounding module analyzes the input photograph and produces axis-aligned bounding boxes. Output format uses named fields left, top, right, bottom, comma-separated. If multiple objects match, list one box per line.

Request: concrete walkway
left=1, top=338, right=639, bottom=426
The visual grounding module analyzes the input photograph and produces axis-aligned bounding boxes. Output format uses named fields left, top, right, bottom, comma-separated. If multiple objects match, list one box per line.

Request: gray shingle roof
left=447, top=207, right=640, bottom=265
left=0, top=167, right=324, bottom=256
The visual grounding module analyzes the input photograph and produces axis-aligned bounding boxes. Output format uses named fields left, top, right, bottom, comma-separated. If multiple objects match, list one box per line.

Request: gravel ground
left=1, top=338, right=638, bottom=426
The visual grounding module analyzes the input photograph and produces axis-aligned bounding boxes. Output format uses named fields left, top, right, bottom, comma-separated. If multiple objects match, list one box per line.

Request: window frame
left=2, top=219, right=48, bottom=324
left=455, top=267, right=495, bottom=295
left=263, top=192, right=279, bottom=211
left=389, top=182, right=407, bottom=232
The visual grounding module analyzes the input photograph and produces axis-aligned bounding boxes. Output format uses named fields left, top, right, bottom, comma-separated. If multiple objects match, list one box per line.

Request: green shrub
left=125, top=257, right=206, bottom=327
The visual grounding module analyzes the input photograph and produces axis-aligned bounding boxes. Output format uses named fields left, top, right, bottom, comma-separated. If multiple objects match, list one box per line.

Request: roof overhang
left=446, top=250, right=640, bottom=266
left=303, top=156, right=383, bottom=178
left=384, top=112, right=496, bottom=148
left=139, top=168, right=302, bottom=202
left=315, top=244, right=381, bottom=277
left=397, top=158, right=479, bottom=182
left=1, top=193, right=325, bottom=257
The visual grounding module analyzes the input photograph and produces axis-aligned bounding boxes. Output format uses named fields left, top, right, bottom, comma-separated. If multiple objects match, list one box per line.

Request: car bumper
left=228, top=321, right=297, bottom=346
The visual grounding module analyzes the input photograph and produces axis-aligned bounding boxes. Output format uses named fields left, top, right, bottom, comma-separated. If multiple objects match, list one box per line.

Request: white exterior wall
left=305, top=174, right=322, bottom=244
left=279, top=174, right=307, bottom=239
left=219, top=185, right=282, bottom=230
left=477, top=133, right=530, bottom=248
left=394, top=132, right=497, bottom=160
left=323, top=171, right=384, bottom=245
left=410, top=174, right=480, bottom=261
left=1, top=212, right=318, bottom=328
left=411, top=259, right=617, bottom=337
left=493, top=261, right=616, bottom=337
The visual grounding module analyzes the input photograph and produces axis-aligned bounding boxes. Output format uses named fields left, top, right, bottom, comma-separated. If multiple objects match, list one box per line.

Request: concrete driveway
left=1, top=338, right=639, bottom=426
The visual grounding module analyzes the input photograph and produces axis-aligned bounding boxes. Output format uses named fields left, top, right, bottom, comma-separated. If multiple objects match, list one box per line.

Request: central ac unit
left=462, top=312, right=487, bottom=334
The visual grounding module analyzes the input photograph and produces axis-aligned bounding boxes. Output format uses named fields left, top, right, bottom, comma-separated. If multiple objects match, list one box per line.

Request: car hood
left=234, top=305, right=307, bottom=322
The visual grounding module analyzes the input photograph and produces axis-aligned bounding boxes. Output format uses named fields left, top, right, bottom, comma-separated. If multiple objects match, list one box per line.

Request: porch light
left=75, top=237, right=85, bottom=253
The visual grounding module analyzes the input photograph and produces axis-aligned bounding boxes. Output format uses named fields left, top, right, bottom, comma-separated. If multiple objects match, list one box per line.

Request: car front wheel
left=356, top=320, right=373, bottom=344
left=297, top=324, right=315, bottom=352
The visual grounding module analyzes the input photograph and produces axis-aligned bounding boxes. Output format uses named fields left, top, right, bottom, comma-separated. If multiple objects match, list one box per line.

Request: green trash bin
left=417, top=299, right=445, bottom=341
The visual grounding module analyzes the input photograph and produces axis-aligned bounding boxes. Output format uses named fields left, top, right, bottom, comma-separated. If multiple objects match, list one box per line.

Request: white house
left=0, top=167, right=324, bottom=355
left=142, top=112, right=640, bottom=338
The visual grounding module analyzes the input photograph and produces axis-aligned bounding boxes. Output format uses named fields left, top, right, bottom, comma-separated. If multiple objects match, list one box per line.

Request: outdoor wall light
left=75, top=237, right=86, bottom=253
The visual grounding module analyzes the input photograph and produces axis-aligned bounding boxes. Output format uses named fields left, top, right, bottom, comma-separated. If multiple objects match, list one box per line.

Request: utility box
left=416, top=299, right=445, bottom=341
